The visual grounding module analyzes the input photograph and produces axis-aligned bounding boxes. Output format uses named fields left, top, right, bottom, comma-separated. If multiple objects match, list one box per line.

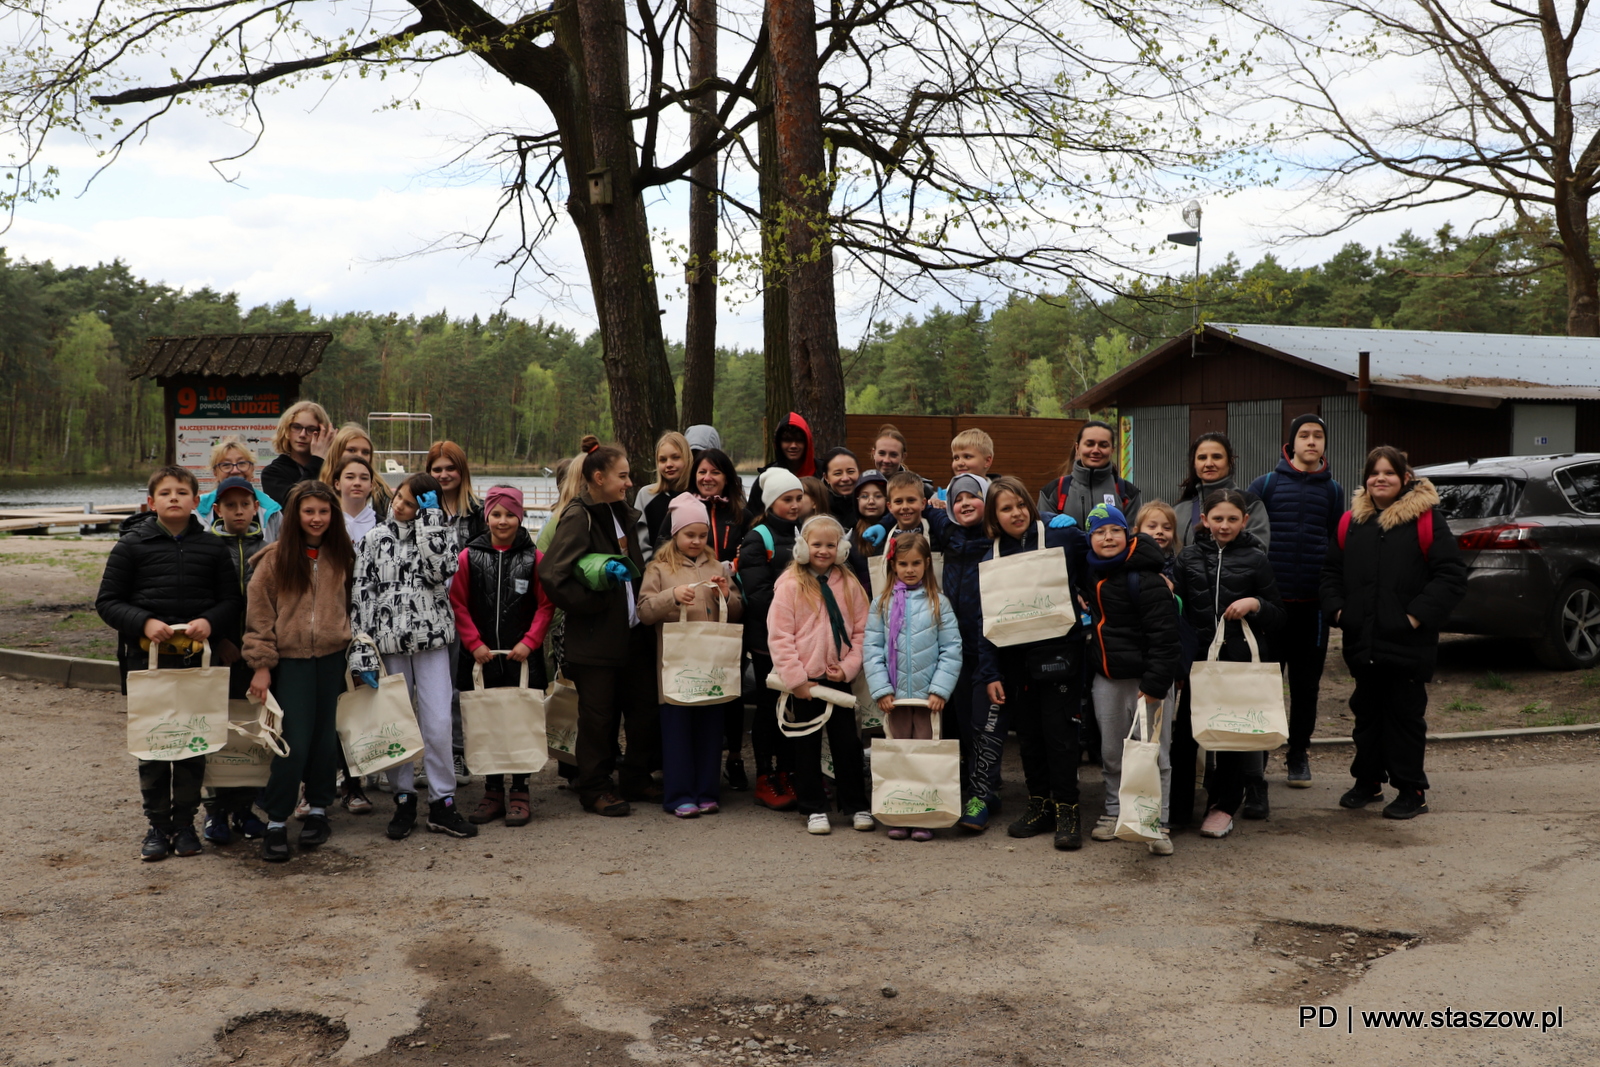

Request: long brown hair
left=983, top=475, right=1040, bottom=540
left=425, top=440, right=479, bottom=511
left=272, top=481, right=355, bottom=598
left=874, top=531, right=943, bottom=629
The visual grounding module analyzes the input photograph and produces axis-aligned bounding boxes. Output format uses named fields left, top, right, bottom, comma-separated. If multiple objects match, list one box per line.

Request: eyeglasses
left=289, top=423, right=321, bottom=435
left=215, top=459, right=254, bottom=472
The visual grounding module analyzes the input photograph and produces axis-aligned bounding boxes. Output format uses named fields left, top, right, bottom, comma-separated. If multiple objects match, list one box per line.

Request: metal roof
left=1212, top=323, right=1600, bottom=388
left=128, top=332, right=331, bottom=380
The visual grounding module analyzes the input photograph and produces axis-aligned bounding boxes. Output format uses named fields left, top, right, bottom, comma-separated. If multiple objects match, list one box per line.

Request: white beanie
left=758, top=466, right=805, bottom=503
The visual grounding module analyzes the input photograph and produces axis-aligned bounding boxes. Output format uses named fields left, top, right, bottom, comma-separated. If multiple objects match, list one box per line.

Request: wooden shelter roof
left=128, top=332, right=331, bottom=380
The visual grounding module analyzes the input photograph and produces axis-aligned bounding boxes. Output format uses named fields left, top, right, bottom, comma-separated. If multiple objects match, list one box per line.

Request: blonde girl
left=263, top=400, right=333, bottom=505
left=635, top=431, right=692, bottom=561
left=320, top=422, right=393, bottom=518
left=767, top=514, right=872, bottom=835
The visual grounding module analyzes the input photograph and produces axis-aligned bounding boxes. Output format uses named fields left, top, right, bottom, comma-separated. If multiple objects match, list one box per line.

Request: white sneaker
left=1090, top=814, right=1118, bottom=841
left=807, top=813, right=832, bottom=835
left=852, top=811, right=876, bottom=832
left=1148, top=831, right=1174, bottom=856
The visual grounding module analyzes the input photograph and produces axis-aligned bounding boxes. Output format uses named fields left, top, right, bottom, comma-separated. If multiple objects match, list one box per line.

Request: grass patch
left=1526, top=709, right=1587, bottom=728
left=1582, top=671, right=1600, bottom=689
left=1443, top=697, right=1486, bottom=712
left=1519, top=701, right=1550, bottom=716
left=1474, top=671, right=1515, bottom=692
left=51, top=611, right=104, bottom=633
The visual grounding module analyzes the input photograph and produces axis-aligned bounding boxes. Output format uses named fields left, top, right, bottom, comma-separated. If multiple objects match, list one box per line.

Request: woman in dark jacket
left=1175, top=488, right=1286, bottom=839
left=1320, top=446, right=1466, bottom=820
left=537, top=445, right=656, bottom=817
left=1172, top=432, right=1270, bottom=549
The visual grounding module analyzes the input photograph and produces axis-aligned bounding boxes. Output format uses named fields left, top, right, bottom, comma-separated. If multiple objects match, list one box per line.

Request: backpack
left=1336, top=509, right=1434, bottom=558
left=732, top=524, right=776, bottom=596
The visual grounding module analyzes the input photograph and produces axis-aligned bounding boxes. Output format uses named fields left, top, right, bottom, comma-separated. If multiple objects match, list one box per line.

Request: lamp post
left=1167, top=200, right=1202, bottom=357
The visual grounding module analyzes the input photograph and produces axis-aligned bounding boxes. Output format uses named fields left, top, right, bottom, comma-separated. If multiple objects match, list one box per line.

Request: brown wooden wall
left=1115, top=339, right=1347, bottom=409
left=845, top=414, right=1083, bottom=496
left=1364, top=399, right=1511, bottom=469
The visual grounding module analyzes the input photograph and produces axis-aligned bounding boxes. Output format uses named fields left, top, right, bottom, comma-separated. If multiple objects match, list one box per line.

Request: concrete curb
left=0, top=648, right=121, bottom=691
left=1309, top=722, right=1600, bottom=745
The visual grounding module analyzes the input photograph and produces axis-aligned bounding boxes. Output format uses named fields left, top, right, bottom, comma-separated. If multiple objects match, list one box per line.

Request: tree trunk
left=679, top=0, right=718, bottom=429
left=564, top=0, right=679, bottom=482
left=1555, top=189, right=1599, bottom=337
left=767, top=0, right=844, bottom=453
left=756, top=51, right=792, bottom=465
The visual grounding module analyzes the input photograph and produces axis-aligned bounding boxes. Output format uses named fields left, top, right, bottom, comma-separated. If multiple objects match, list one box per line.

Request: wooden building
left=1071, top=323, right=1600, bottom=503
left=845, top=413, right=1083, bottom=496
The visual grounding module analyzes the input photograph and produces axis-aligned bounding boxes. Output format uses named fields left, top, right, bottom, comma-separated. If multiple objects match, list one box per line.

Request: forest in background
left=0, top=221, right=1584, bottom=474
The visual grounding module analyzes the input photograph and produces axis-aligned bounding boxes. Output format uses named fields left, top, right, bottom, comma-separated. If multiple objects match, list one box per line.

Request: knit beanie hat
left=1087, top=502, right=1128, bottom=534
left=1288, top=413, right=1327, bottom=443
left=947, top=473, right=990, bottom=502
left=668, top=493, right=711, bottom=537
left=758, top=466, right=805, bottom=503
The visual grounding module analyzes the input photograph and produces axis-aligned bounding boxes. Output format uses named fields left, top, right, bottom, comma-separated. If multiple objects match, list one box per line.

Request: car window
left=1430, top=477, right=1519, bottom=520
left=1554, top=464, right=1600, bottom=514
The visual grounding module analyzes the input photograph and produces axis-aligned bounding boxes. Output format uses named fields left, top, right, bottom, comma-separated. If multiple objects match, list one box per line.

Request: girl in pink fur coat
left=767, top=515, right=871, bottom=835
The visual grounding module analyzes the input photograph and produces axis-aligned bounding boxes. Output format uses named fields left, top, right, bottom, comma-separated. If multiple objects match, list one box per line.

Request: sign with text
left=167, top=383, right=288, bottom=489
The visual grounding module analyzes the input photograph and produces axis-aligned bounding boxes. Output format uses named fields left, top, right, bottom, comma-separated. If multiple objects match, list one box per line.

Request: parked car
left=1417, top=454, right=1600, bottom=669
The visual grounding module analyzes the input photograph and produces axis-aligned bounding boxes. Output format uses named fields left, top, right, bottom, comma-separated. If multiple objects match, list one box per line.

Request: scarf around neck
left=885, top=580, right=916, bottom=688
left=815, top=569, right=852, bottom=659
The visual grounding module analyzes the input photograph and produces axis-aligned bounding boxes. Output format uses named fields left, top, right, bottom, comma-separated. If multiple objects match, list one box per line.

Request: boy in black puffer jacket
left=1175, top=488, right=1286, bottom=839
left=1082, top=504, right=1182, bottom=854
left=96, top=467, right=243, bottom=863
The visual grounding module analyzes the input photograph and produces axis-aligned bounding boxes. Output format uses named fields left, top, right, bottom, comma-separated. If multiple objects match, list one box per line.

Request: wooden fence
left=844, top=414, right=1083, bottom=497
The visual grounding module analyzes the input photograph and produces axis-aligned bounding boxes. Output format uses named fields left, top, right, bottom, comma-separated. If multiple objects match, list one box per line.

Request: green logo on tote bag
left=879, top=788, right=944, bottom=814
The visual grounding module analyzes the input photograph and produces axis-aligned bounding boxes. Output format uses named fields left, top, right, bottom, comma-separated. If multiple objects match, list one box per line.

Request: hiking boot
left=1241, top=780, right=1270, bottom=820
left=586, top=793, right=631, bottom=817
left=387, top=792, right=419, bottom=840
left=1383, top=789, right=1429, bottom=820
left=754, top=774, right=796, bottom=811
left=505, top=790, right=533, bottom=827
left=1339, top=781, right=1384, bottom=809
left=140, top=825, right=171, bottom=862
left=203, top=809, right=233, bottom=846
left=1006, top=796, right=1055, bottom=839
left=1286, top=751, right=1312, bottom=788
left=298, top=813, right=332, bottom=848
left=1053, top=802, right=1083, bottom=851
left=171, top=822, right=203, bottom=857
left=724, top=757, right=750, bottom=791
left=261, top=824, right=291, bottom=863
left=470, top=790, right=506, bottom=825
left=957, top=797, right=991, bottom=833
left=427, top=796, right=479, bottom=838
left=1090, top=814, right=1119, bottom=841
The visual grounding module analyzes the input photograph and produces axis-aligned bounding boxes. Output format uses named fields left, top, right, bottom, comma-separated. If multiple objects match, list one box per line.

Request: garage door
left=1124, top=405, right=1188, bottom=502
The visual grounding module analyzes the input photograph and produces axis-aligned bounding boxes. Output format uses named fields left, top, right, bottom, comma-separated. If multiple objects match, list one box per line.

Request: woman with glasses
left=198, top=436, right=283, bottom=537
left=263, top=401, right=334, bottom=505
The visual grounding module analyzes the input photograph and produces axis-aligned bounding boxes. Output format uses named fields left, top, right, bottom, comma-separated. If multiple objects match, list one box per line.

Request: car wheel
left=1535, top=578, right=1600, bottom=670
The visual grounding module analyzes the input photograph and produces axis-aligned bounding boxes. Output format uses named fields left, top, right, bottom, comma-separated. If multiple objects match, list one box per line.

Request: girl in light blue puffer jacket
left=864, top=533, right=963, bottom=745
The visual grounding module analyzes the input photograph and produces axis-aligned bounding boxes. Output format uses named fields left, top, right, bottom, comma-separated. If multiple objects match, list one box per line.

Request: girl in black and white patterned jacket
left=348, top=472, right=476, bottom=840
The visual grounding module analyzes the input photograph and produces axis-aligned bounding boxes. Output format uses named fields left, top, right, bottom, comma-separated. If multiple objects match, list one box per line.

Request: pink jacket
left=767, top=566, right=868, bottom=692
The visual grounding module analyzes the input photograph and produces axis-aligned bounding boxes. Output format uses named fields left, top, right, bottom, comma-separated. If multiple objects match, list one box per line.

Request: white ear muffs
left=792, top=537, right=810, bottom=565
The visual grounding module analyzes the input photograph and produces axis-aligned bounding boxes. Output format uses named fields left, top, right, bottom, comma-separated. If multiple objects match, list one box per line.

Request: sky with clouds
left=0, top=4, right=1474, bottom=352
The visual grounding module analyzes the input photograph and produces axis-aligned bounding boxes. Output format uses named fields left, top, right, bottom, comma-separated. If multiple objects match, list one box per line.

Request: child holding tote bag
left=1080, top=503, right=1182, bottom=856
left=638, top=496, right=744, bottom=817
left=1175, top=488, right=1285, bottom=840
left=862, top=532, right=962, bottom=841
left=243, top=481, right=356, bottom=863
left=767, top=515, right=872, bottom=836
left=448, top=484, right=555, bottom=827
left=349, top=472, right=478, bottom=841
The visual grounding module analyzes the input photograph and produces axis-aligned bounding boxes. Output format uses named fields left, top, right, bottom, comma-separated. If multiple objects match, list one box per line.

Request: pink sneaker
left=1199, top=809, right=1234, bottom=838
left=886, top=827, right=910, bottom=840
left=910, top=829, right=933, bottom=842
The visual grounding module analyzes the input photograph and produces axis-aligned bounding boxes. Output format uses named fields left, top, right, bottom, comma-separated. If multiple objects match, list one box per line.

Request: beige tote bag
left=126, top=626, right=230, bottom=760
left=204, top=691, right=289, bottom=789
left=978, top=520, right=1076, bottom=647
left=1189, top=620, right=1289, bottom=751
left=870, top=701, right=960, bottom=829
left=545, top=671, right=581, bottom=762
left=336, top=635, right=426, bottom=777
left=660, top=585, right=742, bottom=706
left=1114, top=698, right=1166, bottom=842
left=765, top=671, right=855, bottom=738
left=461, top=654, right=549, bottom=776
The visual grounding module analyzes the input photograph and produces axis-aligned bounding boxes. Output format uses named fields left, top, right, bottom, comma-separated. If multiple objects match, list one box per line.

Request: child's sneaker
left=171, top=823, right=203, bottom=857
left=886, top=827, right=911, bottom=840
left=1090, top=814, right=1119, bottom=841
left=234, top=811, right=267, bottom=840
left=387, top=793, right=419, bottom=840
left=852, top=811, right=875, bottom=832
left=139, top=825, right=171, bottom=862
left=1382, top=789, right=1428, bottom=820
left=910, top=829, right=933, bottom=842
left=342, top=783, right=374, bottom=815
left=298, top=813, right=332, bottom=848
left=1199, top=809, right=1234, bottom=838
left=293, top=786, right=311, bottom=822
left=806, top=813, right=832, bottom=835
left=203, top=809, right=233, bottom=846
left=957, top=797, right=990, bottom=833
left=1148, top=831, right=1174, bottom=856
left=1339, top=781, right=1384, bottom=809
left=427, top=796, right=479, bottom=838
left=261, top=825, right=291, bottom=863
left=673, top=803, right=700, bottom=818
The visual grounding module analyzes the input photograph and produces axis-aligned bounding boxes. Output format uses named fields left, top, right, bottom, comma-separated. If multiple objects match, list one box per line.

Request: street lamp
left=1167, top=200, right=1202, bottom=357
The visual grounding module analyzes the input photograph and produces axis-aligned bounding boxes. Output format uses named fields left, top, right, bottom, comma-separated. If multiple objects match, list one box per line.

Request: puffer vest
left=463, top=527, right=541, bottom=652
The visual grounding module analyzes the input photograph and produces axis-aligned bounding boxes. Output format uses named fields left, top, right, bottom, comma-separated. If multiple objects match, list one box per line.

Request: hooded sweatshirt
left=1038, top=462, right=1142, bottom=529
left=747, top=412, right=815, bottom=515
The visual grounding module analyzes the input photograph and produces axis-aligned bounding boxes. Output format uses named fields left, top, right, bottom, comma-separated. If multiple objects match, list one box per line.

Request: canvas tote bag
left=545, top=671, right=581, bottom=763
left=978, top=521, right=1076, bottom=647
left=204, top=691, right=289, bottom=789
left=765, top=672, right=856, bottom=738
left=870, top=701, right=961, bottom=829
left=1114, top=698, right=1166, bottom=842
left=660, top=584, right=743, bottom=706
left=126, top=625, right=230, bottom=760
left=336, top=635, right=426, bottom=777
left=1188, top=620, right=1289, bottom=751
left=460, top=654, right=548, bottom=775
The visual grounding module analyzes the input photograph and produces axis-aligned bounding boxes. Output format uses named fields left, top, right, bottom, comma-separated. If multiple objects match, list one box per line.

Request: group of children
left=101, top=406, right=1453, bottom=865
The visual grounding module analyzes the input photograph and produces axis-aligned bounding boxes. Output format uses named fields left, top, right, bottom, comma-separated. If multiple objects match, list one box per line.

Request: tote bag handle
left=879, top=697, right=940, bottom=741
left=676, top=581, right=730, bottom=624
left=1204, top=617, right=1261, bottom=663
left=1126, top=697, right=1164, bottom=748
left=343, top=633, right=391, bottom=692
left=471, top=652, right=532, bottom=691
left=147, top=622, right=212, bottom=670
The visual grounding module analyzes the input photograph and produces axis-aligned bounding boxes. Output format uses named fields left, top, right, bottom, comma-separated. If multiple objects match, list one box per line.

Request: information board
left=170, top=384, right=287, bottom=489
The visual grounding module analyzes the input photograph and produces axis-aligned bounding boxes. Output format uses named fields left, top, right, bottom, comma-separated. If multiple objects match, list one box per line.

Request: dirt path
left=1, top=677, right=1596, bottom=1067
